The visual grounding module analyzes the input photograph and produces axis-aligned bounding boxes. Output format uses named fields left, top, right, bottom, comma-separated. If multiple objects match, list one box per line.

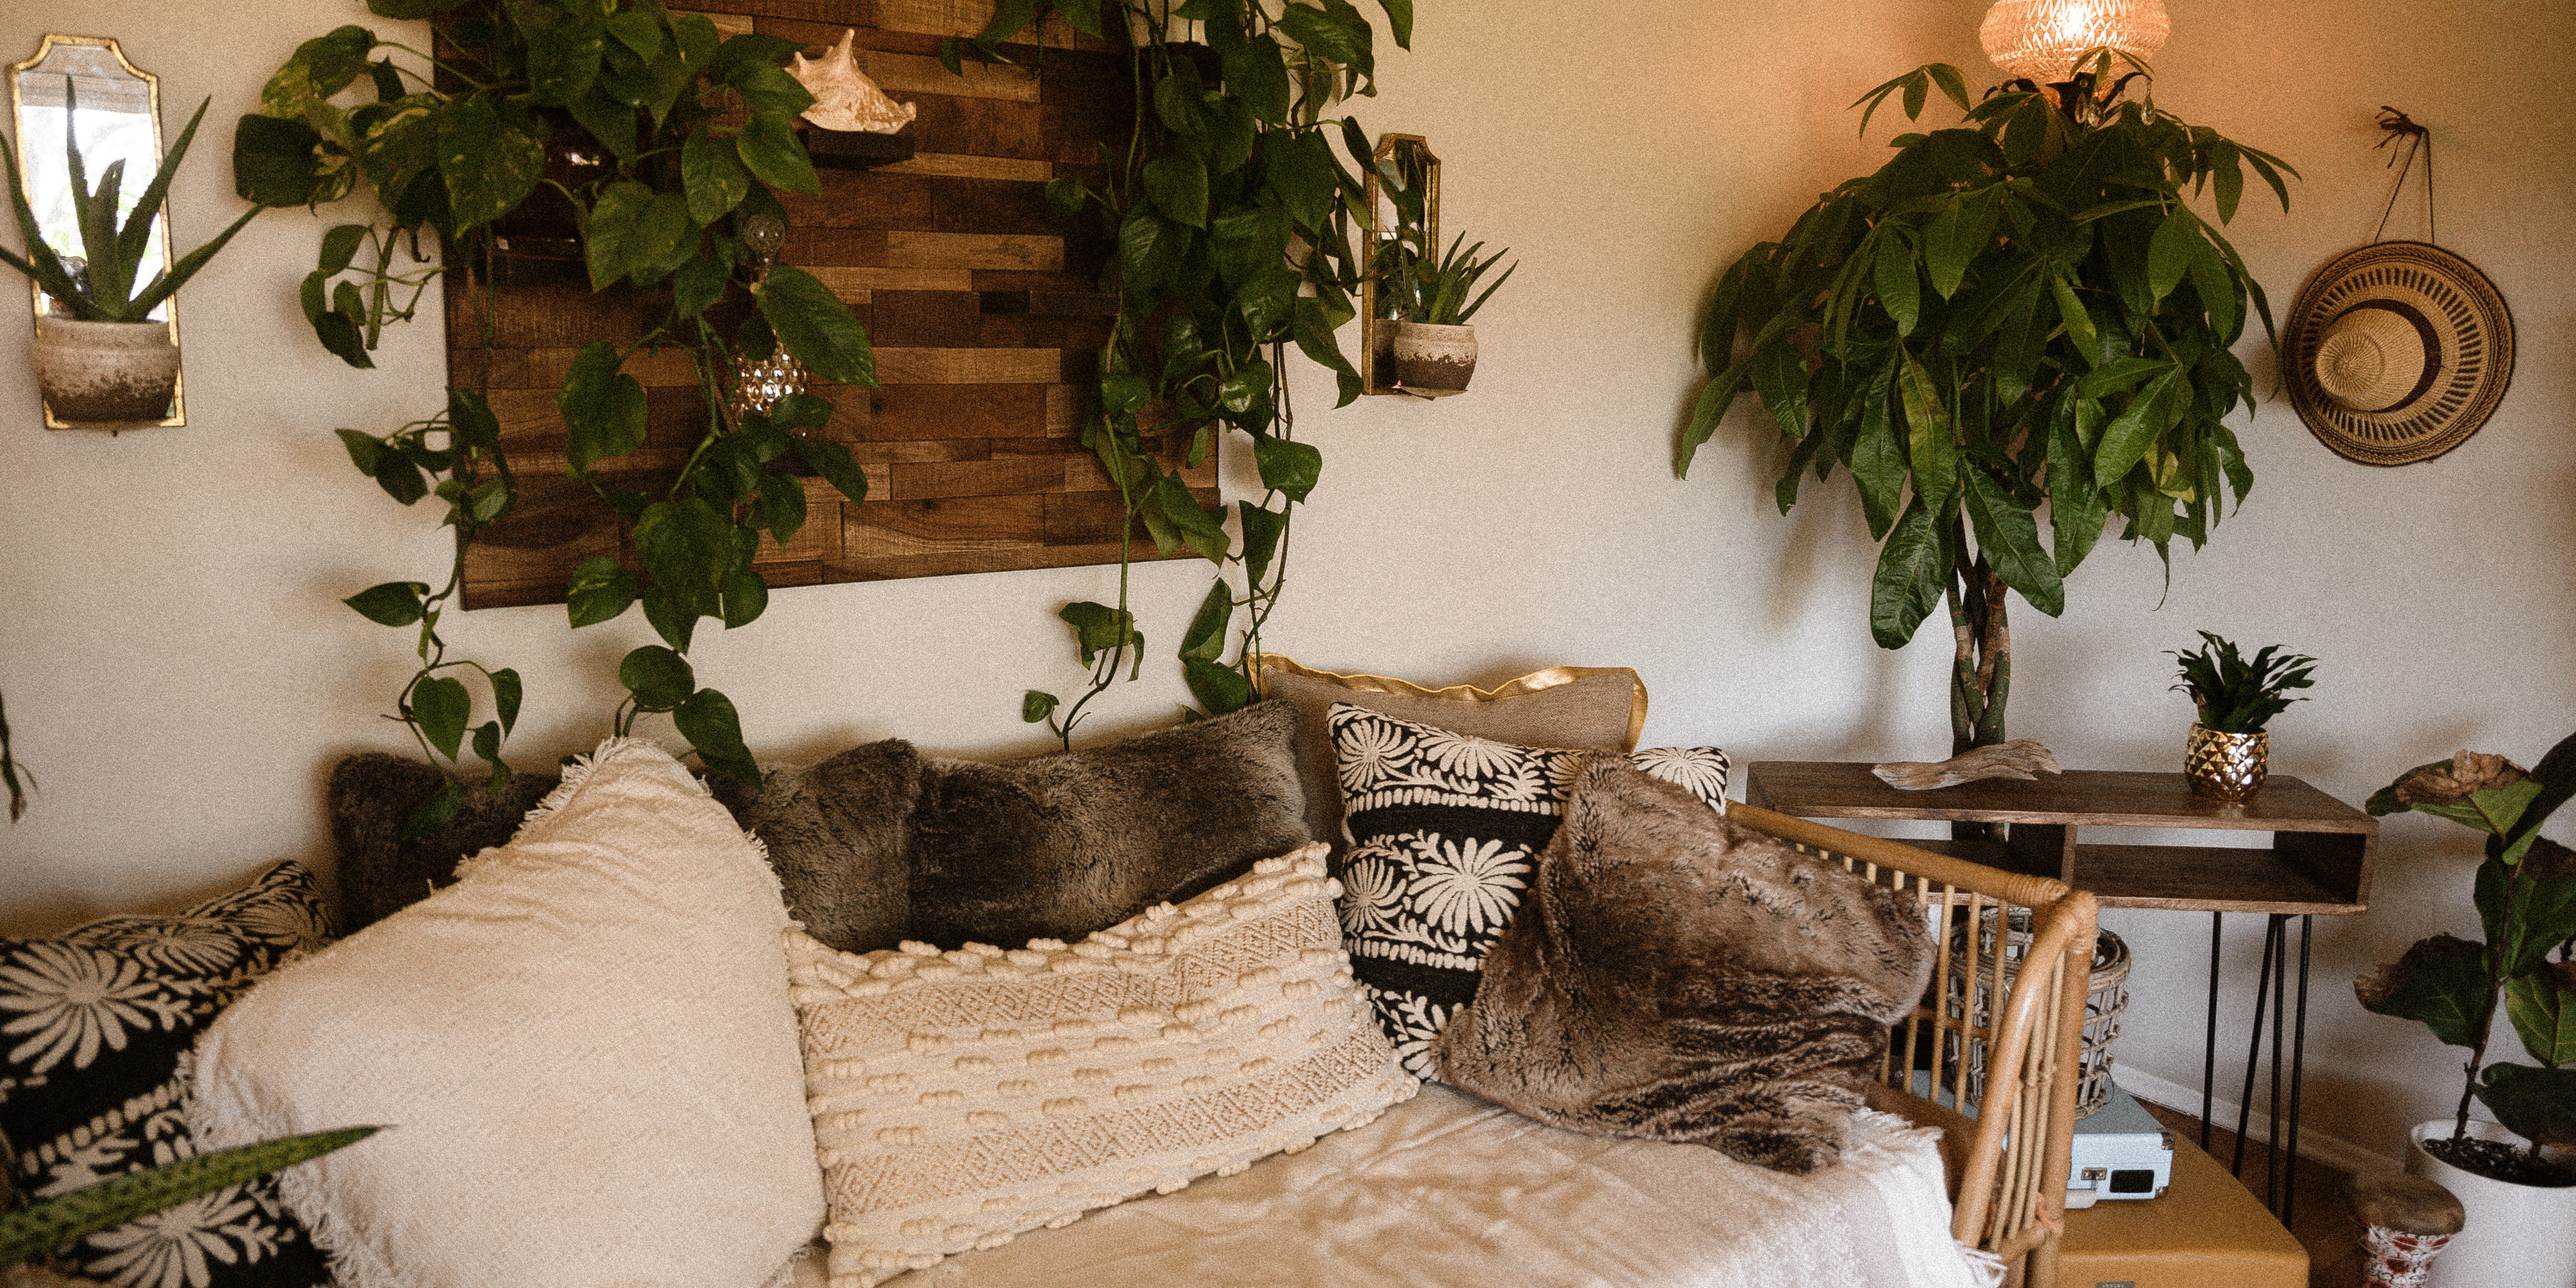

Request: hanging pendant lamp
left=1978, top=0, right=2170, bottom=84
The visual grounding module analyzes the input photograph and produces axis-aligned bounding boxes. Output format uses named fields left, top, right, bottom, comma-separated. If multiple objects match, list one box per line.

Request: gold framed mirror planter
left=1359, top=132, right=1438, bottom=397
left=9, top=34, right=185, bottom=429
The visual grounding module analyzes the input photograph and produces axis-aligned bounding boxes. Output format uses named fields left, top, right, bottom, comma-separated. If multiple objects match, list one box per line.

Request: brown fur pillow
left=1436, top=760, right=1933, bottom=1174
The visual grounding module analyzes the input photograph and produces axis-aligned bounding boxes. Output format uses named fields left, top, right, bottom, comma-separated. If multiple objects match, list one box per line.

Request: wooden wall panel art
left=452, top=1, right=1212, bottom=610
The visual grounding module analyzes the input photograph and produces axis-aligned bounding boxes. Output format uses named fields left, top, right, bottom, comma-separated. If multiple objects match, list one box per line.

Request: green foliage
left=0, top=1127, right=378, bottom=1269
left=0, top=89, right=262, bottom=322
left=2167, top=630, right=2315, bottom=732
left=2357, top=729, right=2576, bottom=1161
left=1678, top=55, right=2296, bottom=751
left=1402, top=231, right=1516, bottom=326
left=946, top=0, right=1406, bottom=746
left=246, top=1, right=881, bottom=788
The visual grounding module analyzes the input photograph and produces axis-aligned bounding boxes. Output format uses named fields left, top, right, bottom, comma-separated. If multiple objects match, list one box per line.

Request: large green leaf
left=565, top=556, right=639, bottom=628
left=1178, top=580, right=1234, bottom=663
left=1217, top=34, right=1293, bottom=124
left=674, top=688, right=759, bottom=787
left=1265, top=132, right=1338, bottom=233
left=736, top=110, right=820, bottom=194
left=410, top=675, right=470, bottom=761
left=2092, top=368, right=2180, bottom=490
left=758, top=266, right=875, bottom=386
left=1184, top=657, right=1254, bottom=716
left=560, top=342, right=649, bottom=474
left=1059, top=602, right=1138, bottom=667
left=1143, top=154, right=1210, bottom=228
left=2354, top=934, right=2494, bottom=1050
left=1254, top=436, right=1323, bottom=503
left=1869, top=499, right=1947, bottom=650
left=1873, top=229, right=1921, bottom=336
left=437, top=94, right=543, bottom=233
left=2146, top=205, right=2198, bottom=304
left=1750, top=342, right=1809, bottom=439
left=2474, top=1062, right=2576, bottom=1149
left=1962, top=466, right=2064, bottom=617
left=1850, top=370, right=1905, bottom=540
left=619, top=645, right=696, bottom=713
left=343, top=581, right=428, bottom=626
left=1896, top=354, right=1955, bottom=517
left=2506, top=963, right=2576, bottom=1068
left=682, top=127, right=752, bottom=225
left=1240, top=502, right=1286, bottom=587
left=2047, top=402, right=2108, bottom=574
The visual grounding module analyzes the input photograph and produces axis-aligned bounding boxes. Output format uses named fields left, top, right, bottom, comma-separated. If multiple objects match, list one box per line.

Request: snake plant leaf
left=0, top=1127, right=380, bottom=1269
left=2354, top=934, right=2493, bottom=1050
left=2473, top=1062, right=2576, bottom=1149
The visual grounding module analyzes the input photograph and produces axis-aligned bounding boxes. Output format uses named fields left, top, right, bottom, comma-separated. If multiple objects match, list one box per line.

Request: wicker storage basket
left=1950, top=910, right=2131, bottom=1117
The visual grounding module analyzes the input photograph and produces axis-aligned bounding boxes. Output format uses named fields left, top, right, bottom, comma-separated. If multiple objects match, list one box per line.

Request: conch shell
left=790, top=29, right=917, bottom=135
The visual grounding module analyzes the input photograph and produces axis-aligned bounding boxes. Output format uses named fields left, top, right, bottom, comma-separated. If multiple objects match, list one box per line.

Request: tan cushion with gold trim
left=2059, top=1131, right=2307, bottom=1288
left=1253, top=656, right=1646, bottom=857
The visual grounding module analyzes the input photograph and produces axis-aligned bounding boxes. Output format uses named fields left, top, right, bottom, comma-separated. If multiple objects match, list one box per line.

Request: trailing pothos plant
left=941, top=0, right=1411, bottom=747
left=1677, top=53, right=2297, bottom=754
left=234, top=0, right=877, bottom=831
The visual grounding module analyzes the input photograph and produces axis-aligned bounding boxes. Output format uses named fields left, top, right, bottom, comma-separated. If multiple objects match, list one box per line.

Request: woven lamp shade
left=1980, top=0, right=2170, bottom=84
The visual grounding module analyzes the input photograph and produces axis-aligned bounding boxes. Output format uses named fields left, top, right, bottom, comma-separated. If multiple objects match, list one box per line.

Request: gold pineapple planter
left=2184, top=724, right=2269, bottom=801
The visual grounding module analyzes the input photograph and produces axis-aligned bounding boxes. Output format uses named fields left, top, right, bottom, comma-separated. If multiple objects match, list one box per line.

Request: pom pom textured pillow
left=1437, top=760, right=1935, bottom=1174
left=190, top=739, right=825, bottom=1288
left=784, top=843, right=1414, bottom=1288
left=1327, top=704, right=1728, bottom=1077
left=0, top=862, right=335, bottom=1288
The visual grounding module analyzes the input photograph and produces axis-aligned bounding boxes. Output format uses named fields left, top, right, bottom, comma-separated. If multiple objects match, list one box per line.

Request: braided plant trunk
left=1948, top=555, right=2010, bottom=843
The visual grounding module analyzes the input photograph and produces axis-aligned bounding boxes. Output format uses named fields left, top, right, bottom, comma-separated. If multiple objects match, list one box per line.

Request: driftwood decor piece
left=1873, top=739, right=2062, bottom=791
left=454, top=3, right=1210, bottom=610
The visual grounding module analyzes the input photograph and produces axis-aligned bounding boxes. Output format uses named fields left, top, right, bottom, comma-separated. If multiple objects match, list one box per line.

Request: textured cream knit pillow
left=190, top=739, right=825, bottom=1288
left=785, top=842, right=1416, bottom=1287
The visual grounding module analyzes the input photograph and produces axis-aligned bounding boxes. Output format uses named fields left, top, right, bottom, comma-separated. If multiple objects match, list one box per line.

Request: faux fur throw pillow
left=1436, top=760, right=1933, bottom=1175
left=905, top=700, right=1310, bottom=948
left=722, top=738, right=922, bottom=953
left=328, top=752, right=559, bottom=933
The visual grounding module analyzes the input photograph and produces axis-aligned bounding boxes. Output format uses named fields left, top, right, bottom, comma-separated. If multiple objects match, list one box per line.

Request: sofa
left=0, top=663, right=2093, bottom=1288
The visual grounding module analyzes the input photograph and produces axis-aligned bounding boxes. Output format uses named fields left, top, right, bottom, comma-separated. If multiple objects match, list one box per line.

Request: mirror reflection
left=10, top=36, right=170, bottom=322
left=1360, top=133, right=1437, bottom=397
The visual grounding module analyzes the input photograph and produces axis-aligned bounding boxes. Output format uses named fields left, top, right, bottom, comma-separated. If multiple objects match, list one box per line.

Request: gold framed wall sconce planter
left=6, top=34, right=249, bottom=431
left=1358, top=132, right=1513, bottom=398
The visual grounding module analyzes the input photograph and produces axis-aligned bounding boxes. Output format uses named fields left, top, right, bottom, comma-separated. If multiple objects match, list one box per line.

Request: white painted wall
left=3, top=0, right=2567, bottom=1170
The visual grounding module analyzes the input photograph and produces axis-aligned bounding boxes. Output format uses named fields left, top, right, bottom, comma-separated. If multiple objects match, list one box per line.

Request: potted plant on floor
left=1389, top=231, right=1514, bottom=394
left=2166, top=631, right=2315, bottom=800
left=1, top=91, right=259, bottom=424
left=2355, top=729, right=2576, bottom=1287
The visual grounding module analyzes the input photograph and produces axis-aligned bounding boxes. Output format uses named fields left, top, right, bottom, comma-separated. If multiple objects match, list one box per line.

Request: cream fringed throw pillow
left=190, top=739, right=826, bottom=1288
left=784, top=843, right=1416, bottom=1288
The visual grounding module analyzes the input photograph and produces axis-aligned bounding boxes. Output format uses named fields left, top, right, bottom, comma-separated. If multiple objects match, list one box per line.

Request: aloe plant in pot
left=1389, top=231, right=1514, bottom=395
left=1, top=89, right=260, bottom=424
left=2356, top=732, right=2576, bottom=1286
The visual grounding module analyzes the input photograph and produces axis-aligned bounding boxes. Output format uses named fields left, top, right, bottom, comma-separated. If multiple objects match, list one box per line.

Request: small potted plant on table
left=1389, top=231, right=1514, bottom=395
left=2355, top=730, right=2576, bottom=1287
left=1, top=92, right=258, bottom=425
left=2168, top=631, right=2316, bottom=800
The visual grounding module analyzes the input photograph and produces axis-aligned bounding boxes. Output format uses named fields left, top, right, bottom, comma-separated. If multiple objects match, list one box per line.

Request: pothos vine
left=946, top=0, right=1410, bottom=747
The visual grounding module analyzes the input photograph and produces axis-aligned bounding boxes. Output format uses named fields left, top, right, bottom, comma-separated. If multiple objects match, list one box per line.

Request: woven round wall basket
left=2283, top=240, right=2515, bottom=466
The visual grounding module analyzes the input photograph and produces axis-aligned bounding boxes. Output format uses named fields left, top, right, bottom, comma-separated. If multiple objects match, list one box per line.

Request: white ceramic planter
left=31, top=316, right=180, bottom=425
left=2405, top=1118, right=2576, bottom=1288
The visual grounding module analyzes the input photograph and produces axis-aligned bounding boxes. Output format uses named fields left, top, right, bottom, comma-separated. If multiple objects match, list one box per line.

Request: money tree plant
left=1677, top=54, right=2296, bottom=754
left=2357, top=730, right=2576, bottom=1185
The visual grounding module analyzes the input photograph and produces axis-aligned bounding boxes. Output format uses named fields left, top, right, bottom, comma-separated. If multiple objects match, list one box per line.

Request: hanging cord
left=2369, top=106, right=2434, bottom=244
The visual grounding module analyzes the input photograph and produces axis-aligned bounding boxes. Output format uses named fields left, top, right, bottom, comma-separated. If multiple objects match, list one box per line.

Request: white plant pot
left=2405, top=1118, right=2576, bottom=1288
left=31, top=316, right=180, bottom=425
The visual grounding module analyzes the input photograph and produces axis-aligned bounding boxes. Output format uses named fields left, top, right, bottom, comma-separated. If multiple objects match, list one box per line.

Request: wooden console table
left=1745, top=761, right=2379, bottom=1224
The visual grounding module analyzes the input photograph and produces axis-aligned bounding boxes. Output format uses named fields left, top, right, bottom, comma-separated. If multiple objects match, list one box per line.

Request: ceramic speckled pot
left=1390, top=321, right=1477, bottom=393
left=32, top=317, right=179, bottom=424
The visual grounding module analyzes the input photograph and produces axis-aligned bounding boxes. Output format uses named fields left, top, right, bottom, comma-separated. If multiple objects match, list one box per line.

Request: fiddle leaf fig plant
left=947, top=0, right=1407, bottom=746
left=2358, top=730, right=2576, bottom=1183
left=1677, top=53, right=2297, bottom=754
left=236, top=1, right=874, bottom=828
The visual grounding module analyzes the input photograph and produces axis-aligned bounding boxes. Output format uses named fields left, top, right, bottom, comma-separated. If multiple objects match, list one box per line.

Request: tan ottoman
left=2057, top=1133, right=2307, bottom=1288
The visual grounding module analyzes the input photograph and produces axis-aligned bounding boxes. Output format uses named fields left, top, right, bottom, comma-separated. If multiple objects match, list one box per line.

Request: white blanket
left=786, top=1083, right=1996, bottom=1288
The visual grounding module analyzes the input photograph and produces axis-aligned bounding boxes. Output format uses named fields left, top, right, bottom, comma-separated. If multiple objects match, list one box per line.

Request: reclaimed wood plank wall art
left=453, top=0, right=1213, bottom=610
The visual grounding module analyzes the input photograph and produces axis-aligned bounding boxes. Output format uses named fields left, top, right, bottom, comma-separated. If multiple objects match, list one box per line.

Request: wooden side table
left=1745, top=762, right=2379, bottom=1225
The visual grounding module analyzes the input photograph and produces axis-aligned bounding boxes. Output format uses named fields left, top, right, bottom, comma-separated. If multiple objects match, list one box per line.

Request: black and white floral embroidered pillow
left=0, top=861, right=337, bottom=1288
left=1325, top=704, right=1727, bottom=1077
